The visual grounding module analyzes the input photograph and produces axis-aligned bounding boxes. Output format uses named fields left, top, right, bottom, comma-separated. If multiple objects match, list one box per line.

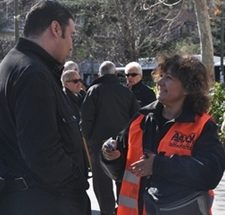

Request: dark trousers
left=91, top=152, right=115, bottom=215
left=0, top=187, right=91, bottom=215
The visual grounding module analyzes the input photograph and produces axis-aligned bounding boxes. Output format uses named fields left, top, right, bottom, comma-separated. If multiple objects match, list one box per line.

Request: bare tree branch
left=142, top=0, right=182, bottom=10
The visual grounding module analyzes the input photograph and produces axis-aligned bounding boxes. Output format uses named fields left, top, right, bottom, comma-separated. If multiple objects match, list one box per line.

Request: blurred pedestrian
left=63, top=60, right=87, bottom=92
left=64, top=60, right=79, bottom=71
left=0, top=1, right=91, bottom=215
left=81, top=61, right=139, bottom=215
left=61, top=68, right=91, bottom=178
left=61, top=69, right=84, bottom=120
left=125, top=62, right=156, bottom=107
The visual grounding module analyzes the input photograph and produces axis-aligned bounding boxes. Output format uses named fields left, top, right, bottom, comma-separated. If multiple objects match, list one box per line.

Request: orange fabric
left=117, top=113, right=213, bottom=215
left=117, top=114, right=147, bottom=215
left=157, top=113, right=214, bottom=214
left=157, top=113, right=211, bottom=156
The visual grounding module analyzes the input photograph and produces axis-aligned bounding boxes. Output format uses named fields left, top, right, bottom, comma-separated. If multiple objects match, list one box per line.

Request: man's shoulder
left=0, top=47, right=47, bottom=82
left=140, top=82, right=154, bottom=91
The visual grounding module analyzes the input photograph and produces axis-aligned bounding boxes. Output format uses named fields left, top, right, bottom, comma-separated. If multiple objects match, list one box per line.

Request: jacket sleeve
left=13, top=69, right=86, bottom=189
left=100, top=129, right=128, bottom=181
left=80, top=86, right=98, bottom=141
left=153, top=119, right=225, bottom=190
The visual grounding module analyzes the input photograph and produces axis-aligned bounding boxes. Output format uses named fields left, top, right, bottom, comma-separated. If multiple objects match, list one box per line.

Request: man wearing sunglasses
left=61, top=69, right=92, bottom=180
left=64, top=60, right=88, bottom=91
left=125, top=62, right=156, bottom=107
left=61, top=69, right=84, bottom=121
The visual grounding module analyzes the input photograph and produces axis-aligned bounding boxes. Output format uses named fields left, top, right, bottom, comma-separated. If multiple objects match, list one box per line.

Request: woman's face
left=156, top=72, right=187, bottom=106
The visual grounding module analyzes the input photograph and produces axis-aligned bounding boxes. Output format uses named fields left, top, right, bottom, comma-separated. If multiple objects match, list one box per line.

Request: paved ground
left=212, top=172, right=225, bottom=215
left=87, top=177, right=100, bottom=215
left=88, top=177, right=114, bottom=215
left=88, top=173, right=225, bottom=215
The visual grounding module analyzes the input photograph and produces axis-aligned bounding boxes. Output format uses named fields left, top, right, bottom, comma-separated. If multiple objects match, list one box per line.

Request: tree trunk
left=193, top=0, right=215, bottom=83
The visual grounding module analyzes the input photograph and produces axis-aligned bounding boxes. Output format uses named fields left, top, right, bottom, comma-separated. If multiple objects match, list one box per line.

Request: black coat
left=81, top=74, right=139, bottom=153
left=0, top=38, right=89, bottom=193
left=64, top=88, right=85, bottom=122
left=131, top=81, right=156, bottom=107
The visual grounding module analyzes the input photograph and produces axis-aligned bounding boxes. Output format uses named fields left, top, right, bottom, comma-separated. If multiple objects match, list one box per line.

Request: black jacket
left=64, top=88, right=85, bottom=122
left=101, top=101, right=225, bottom=203
left=131, top=81, right=156, bottom=107
left=81, top=74, right=139, bottom=153
left=0, top=38, right=89, bottom=194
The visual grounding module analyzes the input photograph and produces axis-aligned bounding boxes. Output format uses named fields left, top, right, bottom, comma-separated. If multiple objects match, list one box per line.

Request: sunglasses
left=125, top=73, right=139, bottom=77
left=67, top=79, right=82, bottom=84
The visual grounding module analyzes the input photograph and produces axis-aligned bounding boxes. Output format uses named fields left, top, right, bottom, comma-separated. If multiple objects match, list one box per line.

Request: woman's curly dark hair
left=152, top=54, right=210, bottom=114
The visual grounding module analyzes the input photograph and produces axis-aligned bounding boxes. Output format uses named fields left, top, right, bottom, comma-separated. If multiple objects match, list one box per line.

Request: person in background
left=61, top=69, right=84, bottom=121
left=64, top=60, right=87, bottom=92
left=64, top=60, right=79, bottom=71
left=0, top=1, right=91, bottom=215
left=101, top=55, right=225, bottom=215
left=61, top=69, right=91, bottom=179
left=81, top=61, right=139, bottom=215
left=125, top=62, right=156, bottom=107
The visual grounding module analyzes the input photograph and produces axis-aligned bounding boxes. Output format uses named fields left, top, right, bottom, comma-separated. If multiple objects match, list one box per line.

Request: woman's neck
left=162, top=105, right=182, bottom=120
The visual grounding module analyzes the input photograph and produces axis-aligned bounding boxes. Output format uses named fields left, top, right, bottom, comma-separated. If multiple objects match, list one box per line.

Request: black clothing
left=64, top=88, right=85, bottom=122
left=0, top=187, right=91, bottom=215
left=63, top=88, right=90, bottom=179
left=0, top=38, right=91, bottom=215
left=81, top=74, right=139, bottom=215
left=81, top=74, right=139, bottom=153
left=101, top=101, right=225, bottom=210
left=131, top=81, right=156, bottom=107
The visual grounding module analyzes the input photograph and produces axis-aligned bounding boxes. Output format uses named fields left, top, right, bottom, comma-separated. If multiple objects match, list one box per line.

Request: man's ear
left=50, top=20, right=62, bottom=38
left=64, top=82, right=69, bottom=88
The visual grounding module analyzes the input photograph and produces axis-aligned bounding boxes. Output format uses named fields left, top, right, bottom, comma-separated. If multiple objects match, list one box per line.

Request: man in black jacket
left=81, top=61, right=139, bottom=215
left=125, top=62, right=156, bottom=107
left=0, top=1, right=91, bottom=215
left=61, top=69, right=91, bottom=179
left=61, top=69, right=85, bottom=121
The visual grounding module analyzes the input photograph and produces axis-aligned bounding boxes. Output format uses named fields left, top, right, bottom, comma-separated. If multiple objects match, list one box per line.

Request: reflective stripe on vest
left=123, top=170, right=139, bottom=184
left=117, top=112, right=213, bottom=215
left=117, top=114, right=147, bottom=215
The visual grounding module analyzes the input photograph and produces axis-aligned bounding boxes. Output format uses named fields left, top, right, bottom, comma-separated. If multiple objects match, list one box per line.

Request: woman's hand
left=102, top=149, right=121, bottom=161
left=102, top=138, right=121, bottom=161
left=130, top=153, right=155, bottom=177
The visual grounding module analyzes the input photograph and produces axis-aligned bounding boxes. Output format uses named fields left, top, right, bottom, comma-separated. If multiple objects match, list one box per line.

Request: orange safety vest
left=117, top=114, right=146, bottom=215
left=117, top=112, right=213, bottom=215
left=157, top=113, right=211, bottom=156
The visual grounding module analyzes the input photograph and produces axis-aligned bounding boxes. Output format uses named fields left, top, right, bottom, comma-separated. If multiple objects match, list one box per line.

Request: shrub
left=209, top=82, right=225, bottom=142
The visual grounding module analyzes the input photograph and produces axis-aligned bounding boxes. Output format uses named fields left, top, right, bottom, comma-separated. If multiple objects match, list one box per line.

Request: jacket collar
left=90, top=74, right=120, bottom=86
left=131, top=80, right=143, bottom=90
left=139, top=100, right=196, bottom=123
left=16, top=37, right=64, bottom=81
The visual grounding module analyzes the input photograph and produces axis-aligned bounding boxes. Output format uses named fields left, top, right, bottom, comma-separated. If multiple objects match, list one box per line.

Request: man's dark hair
left=23, top=0, right=74, bottom=38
